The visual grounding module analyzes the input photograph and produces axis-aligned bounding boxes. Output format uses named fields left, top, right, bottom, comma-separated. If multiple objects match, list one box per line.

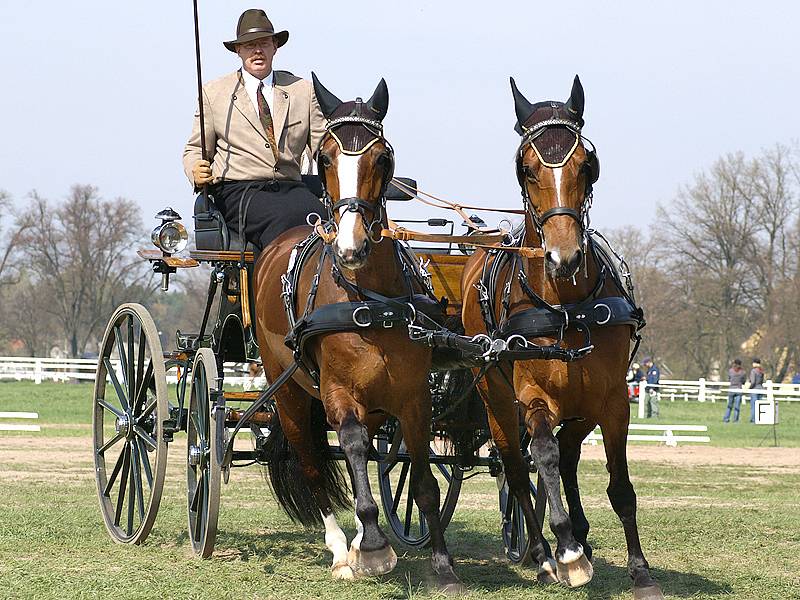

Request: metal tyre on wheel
left=376, top=425, right=463, bottom=549
left=187, top=348, right=222, bottom=558
left=93, top=303, right=168, bottom=545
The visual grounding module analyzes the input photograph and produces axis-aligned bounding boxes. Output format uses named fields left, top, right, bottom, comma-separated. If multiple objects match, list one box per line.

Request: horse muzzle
left=545, top=247, right=583, bottom=279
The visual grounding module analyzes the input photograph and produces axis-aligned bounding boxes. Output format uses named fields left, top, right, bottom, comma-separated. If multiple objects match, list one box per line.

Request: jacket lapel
left=272, top=71, right=290, bottom=145
left=231, top=71, right=267, bottom=141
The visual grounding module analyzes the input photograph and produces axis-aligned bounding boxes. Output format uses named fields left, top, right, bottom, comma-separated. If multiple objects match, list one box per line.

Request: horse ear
left=510, top=77, right=534, bottom=134
left=312, top=72, right=343, bottom=119
left=366, top=78, right=389, bottom=121
left=565, top=74, right=585, bottom=124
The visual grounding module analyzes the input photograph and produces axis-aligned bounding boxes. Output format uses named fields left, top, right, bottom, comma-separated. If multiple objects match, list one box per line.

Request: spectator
left=627, top=362, right=643, bottom=400
left=792, top=372, right=800, bottom=386
left=640, top=357, right=660, bottom=418
left=723, top=359, right=747, bottom=423
left=747, top=358, right=765, bottom=423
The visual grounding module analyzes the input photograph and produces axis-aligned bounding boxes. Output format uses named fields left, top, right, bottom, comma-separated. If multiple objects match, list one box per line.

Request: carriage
left=91, top=175, right=547, bottom=561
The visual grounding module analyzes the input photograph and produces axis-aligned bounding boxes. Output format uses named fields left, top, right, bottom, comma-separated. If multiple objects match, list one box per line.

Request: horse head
left=312, top=73, right=394, bottom=270
left=510, top=75, right=600, bottom=279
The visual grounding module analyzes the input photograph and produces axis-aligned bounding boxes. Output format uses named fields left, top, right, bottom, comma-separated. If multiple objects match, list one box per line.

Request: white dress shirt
left=240, top=68, right=274, bottom=116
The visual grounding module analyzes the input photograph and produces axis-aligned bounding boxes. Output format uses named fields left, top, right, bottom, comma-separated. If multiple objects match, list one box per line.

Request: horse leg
left=266, top=377, right=354, bottom=580
left=557, top=419, right=598, bottom=561
left=480, top=375, right=556, bottom=582
left=337, top=411, right=397, bottom=576
left=600, top=402, right=665, bottom=600
left=527, top=404, right=593, bottom=587
left=398, top=407, right=465, bottom=594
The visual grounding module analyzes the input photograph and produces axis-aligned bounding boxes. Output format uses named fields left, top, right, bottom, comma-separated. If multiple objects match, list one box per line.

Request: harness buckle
left=352, top=305, right=372, bottom=328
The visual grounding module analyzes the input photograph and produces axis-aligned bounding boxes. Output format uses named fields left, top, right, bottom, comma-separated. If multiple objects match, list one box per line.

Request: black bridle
left=316, top=113, right=395, bottom=243
left=515, top=118, right=598, bottom=250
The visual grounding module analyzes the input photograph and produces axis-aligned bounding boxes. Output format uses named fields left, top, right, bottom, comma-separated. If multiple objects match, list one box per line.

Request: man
left=640, top=357, right=660, bottom=418
left=747, top=358, right=765, bottom=424
left=183, top=9, right=327, bottom=252
left=723, top=358, right=747, bottom=423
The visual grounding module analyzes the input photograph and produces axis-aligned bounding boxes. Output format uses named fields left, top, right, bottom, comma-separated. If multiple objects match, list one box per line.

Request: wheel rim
left=93, top=304, right=167, bottom=544
left=187, top=348, right=222, bottom=558
left=377, top=425, right=463, bottom=549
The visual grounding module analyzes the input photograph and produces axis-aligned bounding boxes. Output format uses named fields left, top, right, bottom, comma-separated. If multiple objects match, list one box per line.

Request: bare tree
left=17, top=185, right=154, bottom=357
left=0, top=190, right=28, bottom=285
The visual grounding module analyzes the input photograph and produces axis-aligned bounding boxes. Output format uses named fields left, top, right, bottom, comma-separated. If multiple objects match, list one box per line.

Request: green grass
left=1, top=382, right=799, bottom=599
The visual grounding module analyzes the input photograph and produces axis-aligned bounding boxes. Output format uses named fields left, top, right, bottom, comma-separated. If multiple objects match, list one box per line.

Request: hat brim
left=224, top=30, right=288, bottom=52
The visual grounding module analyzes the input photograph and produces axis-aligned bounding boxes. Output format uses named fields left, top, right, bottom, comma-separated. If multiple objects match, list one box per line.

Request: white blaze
left=335, top=155, right=361, bottom=253
left=553, top=167, right=563, bottom=207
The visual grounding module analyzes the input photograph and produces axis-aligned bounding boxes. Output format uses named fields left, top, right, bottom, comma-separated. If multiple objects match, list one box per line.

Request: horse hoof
left=556, top=550, right=593, bottom=587
left=537, top=558, right=558, bottom=584
left=347, top=545, right=398, bottom=577
left=633, top=584, right=665, bottom=600
left=331, top=561, right=355, bottom=580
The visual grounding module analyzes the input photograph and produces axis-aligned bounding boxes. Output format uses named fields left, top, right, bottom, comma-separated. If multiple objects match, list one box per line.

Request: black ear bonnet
left=511, top=76, right=599, bottom=191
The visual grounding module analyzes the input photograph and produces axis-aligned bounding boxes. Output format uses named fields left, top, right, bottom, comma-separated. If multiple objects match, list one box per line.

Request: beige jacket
left=183, top=69, right=326, bottom=186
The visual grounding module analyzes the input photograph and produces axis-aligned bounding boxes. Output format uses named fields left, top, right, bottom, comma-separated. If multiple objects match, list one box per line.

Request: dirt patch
left=580, top=444, right=800, bottom=470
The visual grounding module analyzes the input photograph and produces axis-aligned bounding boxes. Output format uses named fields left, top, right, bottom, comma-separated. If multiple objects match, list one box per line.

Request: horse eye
left=523, top=165, right=538, bottom=182
left=319, top=154, right=332, bottom=168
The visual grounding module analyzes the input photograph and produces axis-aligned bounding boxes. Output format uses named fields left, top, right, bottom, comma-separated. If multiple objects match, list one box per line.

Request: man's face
left=236, top=38, right=277, bottom=79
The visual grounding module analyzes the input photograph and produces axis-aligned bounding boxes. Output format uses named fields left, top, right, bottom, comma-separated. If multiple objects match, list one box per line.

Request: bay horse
left=461, top=76, right=663, bottom=599
left=254, top=76, right=464, bottom=593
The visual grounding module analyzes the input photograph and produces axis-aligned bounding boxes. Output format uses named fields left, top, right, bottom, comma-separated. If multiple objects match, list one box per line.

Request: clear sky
left=1, top=1, right=797, bottom=233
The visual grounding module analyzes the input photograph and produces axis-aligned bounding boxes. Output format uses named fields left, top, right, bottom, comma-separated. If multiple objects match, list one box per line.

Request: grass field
left=1, top=381, right=799, bottom=599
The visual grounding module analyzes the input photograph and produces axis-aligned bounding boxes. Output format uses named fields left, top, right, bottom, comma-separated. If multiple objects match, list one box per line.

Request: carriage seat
left=192, top=175, right=325, bottom=251
left=192, top=176, right=416, bottom=251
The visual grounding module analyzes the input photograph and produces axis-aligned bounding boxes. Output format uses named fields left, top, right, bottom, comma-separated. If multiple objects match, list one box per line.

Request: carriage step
left=175, top=330, right=212, bottom=351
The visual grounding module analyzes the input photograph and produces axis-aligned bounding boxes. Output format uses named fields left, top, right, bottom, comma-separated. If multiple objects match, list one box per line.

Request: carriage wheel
left=186, top=348, right=223, bottom=558
left=376, top=425, right=463, bottom=549
left=92, top=303, right=168, bottom=545
left=497, top=429, right=548, bottom=564
left=497, top=472, right=547, bottom=564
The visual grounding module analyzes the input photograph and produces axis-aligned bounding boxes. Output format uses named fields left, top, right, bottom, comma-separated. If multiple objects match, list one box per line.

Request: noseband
left=515, top=118, right=598, bottom=249
left=317, top=112, right=395, bottom=243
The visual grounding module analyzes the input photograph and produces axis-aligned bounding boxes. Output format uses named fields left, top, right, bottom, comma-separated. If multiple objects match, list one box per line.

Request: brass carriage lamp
left=151, top=207, right=188, bottom=255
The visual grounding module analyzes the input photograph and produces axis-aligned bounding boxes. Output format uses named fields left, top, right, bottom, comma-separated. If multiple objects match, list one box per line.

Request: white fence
left=635, top=378, right=800, bottom=418
left=0, top=411, right=40, bottom=432
left=584, top=423, right=710, bottom=447
left=0, top=356, right=254, bottom=387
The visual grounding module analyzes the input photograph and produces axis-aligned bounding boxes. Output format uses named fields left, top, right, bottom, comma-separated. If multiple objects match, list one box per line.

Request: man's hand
left=192, top=160, right=213, bottom=186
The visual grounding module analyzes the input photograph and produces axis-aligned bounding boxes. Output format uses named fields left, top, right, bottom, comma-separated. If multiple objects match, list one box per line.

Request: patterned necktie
left=257, top=81, right=279, bottom=162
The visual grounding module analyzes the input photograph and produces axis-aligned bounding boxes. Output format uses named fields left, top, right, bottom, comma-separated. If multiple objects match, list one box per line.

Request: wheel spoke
left=127, top=315, right=135, bottom=405
left=135, top=322, right=146, bottom=406
left=131, top=440, right=145, bottom=523
left=114, top=325, right=130, bottom=395
left=434, top=461, right=452, bottom=482
left=137, top=436, right=153, bottom=488
left=194, top=481, right=205, bottom=542
left=114, top=444, right=131, bottom=527
left=391, top=462, right=410, bottom=514
left=190, top=471, right=204, bottom=513
left=98, top=399, right=123, bottom=418
left=104, top=445, right=127, bottom=497
left=139, top=398, right=157, bottom=422
left=98, top=431, right=124, bottom=455
left=127, top=445, right=136, bottom=535
left=190, top=412, right=203, bottom=440
left=133, top=425, right=157, bottom=451
left=133, top=360, right=153, bottom=416
left=104, top=357, right=129, bottom=411
left=403, top=480, right=415, bottom=536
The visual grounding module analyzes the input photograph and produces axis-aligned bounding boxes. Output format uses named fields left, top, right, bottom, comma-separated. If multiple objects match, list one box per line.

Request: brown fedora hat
left=223, top=9, right=289, bottom=52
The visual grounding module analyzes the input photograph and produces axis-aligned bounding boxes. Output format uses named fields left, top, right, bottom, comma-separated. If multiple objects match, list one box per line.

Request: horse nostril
left=567, top=249, right=584, bottom=272
left=545, top=250, right=561, bottom=266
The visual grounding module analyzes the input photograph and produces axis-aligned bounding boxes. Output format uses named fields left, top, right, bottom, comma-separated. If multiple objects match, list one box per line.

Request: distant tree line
left=0, top=185, right=207, bottom=358
left=611, top=143, right=800, bottom=381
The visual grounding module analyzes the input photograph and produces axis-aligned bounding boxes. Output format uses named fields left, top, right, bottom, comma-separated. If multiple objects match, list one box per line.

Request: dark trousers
left=213, top=179, right=326, bottom=253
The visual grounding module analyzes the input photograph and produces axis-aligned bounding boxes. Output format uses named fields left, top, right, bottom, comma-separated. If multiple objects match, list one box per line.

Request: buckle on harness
left=352, top=305, right=372, bottom=328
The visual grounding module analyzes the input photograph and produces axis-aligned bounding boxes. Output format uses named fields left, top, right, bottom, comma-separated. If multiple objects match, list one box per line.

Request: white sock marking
left=352, top=498, right=364, bottom=551
left=322, top=511, right=349, bottom=567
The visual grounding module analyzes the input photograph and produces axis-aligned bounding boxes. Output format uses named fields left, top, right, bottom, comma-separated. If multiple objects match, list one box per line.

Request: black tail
left=262, top=401, right=352, bottom=527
